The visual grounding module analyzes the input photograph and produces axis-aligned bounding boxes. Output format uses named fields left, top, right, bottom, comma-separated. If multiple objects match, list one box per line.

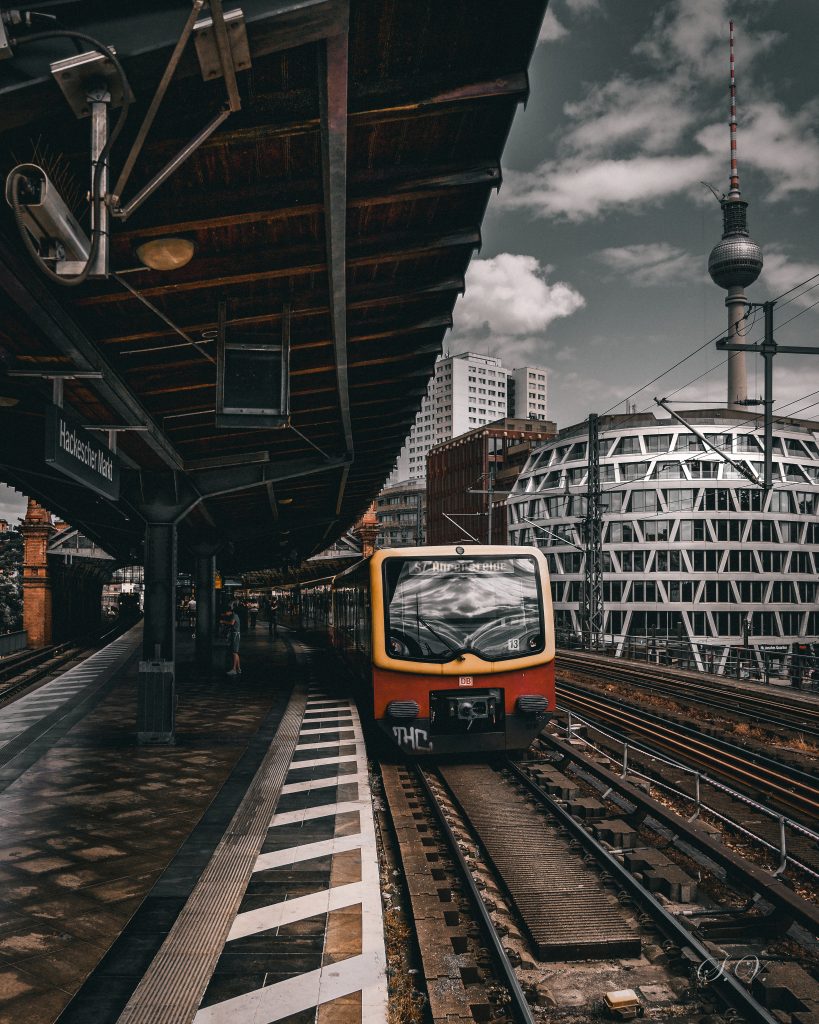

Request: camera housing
left=5, top=163, right=90, bottom=268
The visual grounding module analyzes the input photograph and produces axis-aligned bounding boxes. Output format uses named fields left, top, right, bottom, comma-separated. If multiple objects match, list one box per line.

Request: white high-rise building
left=508, top=366, right=549, bottom=420
left=388, top=353, right=549, bottom=484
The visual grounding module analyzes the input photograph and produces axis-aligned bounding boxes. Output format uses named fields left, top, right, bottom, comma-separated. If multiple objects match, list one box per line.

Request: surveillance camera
left=5, top=163, right=90, bottom=264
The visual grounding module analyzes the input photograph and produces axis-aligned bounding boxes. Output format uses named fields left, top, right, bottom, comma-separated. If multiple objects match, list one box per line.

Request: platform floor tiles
left=194, top=690, right=388, bottom=1024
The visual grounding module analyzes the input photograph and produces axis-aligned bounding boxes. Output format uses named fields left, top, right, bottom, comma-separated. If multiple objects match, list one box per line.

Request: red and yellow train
left=329, top=544, right=555, bottom=756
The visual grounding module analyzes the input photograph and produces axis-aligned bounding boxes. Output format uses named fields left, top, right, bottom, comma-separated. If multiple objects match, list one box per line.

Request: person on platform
left=226, top=603, right=242, bottom=676
left=269, top=593, right=279, bottom=639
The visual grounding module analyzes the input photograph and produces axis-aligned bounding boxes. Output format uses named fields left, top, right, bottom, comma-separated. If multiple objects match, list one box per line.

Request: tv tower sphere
left=708, top=215, right=763, bottom=290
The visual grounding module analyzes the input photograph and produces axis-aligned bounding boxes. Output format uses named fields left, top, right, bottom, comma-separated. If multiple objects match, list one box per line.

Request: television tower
left=707, top=20, right=763, bottom=409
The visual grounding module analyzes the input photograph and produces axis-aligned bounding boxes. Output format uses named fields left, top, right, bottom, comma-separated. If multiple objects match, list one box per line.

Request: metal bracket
left=194, top=5, right=250, bottom=107
left=50, top=48, right=132, bottom=118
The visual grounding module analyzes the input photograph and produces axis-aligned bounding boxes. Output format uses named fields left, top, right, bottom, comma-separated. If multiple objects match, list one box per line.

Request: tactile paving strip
left=441, top=765, right=640, bottom=961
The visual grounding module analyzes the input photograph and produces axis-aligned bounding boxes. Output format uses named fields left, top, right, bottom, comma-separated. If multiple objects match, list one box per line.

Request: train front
left=370, top=546, right=555, bottom=756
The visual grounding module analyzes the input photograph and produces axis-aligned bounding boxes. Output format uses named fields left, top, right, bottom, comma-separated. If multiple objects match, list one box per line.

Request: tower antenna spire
left=707, top=19, right=763, bottom=410
left=729, top=19, right=740, bottom=197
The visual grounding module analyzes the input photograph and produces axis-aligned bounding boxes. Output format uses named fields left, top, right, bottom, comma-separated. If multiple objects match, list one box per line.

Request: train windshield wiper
left=417, top=615, right=461, bottom=657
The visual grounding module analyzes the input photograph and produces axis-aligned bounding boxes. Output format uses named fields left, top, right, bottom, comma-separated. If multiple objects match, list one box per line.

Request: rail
left=557, top=683, right=819, bottom=821
left=415, top=766, right=536, bottom=1024
left=506, top=761, right=780, bottom=1024
left=558, top=706, right=819, bottom=880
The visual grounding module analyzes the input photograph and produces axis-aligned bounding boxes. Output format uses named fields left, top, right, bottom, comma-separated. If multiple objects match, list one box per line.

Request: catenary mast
left=707, top=20, right=763, bottom=409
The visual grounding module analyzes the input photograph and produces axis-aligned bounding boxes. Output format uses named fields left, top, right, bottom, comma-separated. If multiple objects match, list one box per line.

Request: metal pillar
left=139, top=521, right=176, bottom=743
left=194, top=551, right=216, bottom=671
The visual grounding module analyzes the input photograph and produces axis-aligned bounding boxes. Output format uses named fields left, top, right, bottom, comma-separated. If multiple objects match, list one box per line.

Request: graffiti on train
left=392, top=725, right=432, bottom=752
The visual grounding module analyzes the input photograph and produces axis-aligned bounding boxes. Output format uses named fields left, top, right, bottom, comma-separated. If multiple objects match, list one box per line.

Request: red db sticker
left=458, top=676, right=474, bottom=687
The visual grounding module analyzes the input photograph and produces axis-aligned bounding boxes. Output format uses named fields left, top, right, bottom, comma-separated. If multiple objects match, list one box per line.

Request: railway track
left=558, top=650, right=819, bottom=742
left=557, top=681, right=819, bottom=824
left=0, top=616, right=142, bottom=705
left=0, top=641, right=82, bottom=700
left=382, top=758, right=819, bottom=1023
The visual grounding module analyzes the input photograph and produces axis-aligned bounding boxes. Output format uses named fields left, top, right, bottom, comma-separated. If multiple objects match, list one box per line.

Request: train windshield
left=383, top=556, right=543, bottom=663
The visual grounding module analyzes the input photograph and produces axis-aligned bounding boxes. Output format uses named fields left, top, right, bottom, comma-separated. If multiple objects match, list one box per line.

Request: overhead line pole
left=581, top=414, right=604, bottom=651
left=716, top=299, right=819, bottom=489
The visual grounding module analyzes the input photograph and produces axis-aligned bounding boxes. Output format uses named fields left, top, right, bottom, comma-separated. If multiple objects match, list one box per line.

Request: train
left=328, top=544, right=555, bottom=756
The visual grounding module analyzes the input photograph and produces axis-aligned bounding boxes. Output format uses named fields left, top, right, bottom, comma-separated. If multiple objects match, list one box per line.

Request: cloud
left=596, top=243, right=704, bottom=286
left=759, top=249, right=819, bottom=309
left=563, top=75, right=698, bottom=155
left=635, top=0, right=782, bottom=79
left=454, top=254, right=585, bottom=336
left=538, top=8, right=568, bottom=43
left=501, top=153, right=718, bottom=221
left=507, top=1, right=801, bottom=223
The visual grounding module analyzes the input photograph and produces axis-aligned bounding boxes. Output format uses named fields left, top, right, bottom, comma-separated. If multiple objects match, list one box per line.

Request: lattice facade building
left=508, top=410, right=819, bottom=673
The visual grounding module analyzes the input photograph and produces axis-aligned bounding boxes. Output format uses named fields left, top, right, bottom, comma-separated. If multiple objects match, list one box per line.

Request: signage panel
left=44, top=404, right=120, bottom=500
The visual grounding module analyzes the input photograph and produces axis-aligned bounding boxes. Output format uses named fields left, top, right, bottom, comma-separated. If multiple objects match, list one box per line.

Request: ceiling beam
left=97, top=275, right=464, bottom=348
left=112, top=164, right=498, bottom=241
left=79, top=228, right=480, bottom=306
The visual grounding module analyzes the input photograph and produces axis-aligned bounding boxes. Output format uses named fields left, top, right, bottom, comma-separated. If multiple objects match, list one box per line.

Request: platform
left=0, top=627, right=386, bottom=1024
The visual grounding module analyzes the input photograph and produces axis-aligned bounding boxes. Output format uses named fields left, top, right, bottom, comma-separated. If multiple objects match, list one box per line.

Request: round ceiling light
left=135, top=237, right=195, bottom=271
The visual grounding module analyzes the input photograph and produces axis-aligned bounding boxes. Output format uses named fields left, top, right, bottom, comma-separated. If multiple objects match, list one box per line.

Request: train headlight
left=388, top=636, right=406, bottom=657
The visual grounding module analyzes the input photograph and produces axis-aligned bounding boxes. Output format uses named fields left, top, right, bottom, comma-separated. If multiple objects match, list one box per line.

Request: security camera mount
left=5, top=48, right=124, bottom=279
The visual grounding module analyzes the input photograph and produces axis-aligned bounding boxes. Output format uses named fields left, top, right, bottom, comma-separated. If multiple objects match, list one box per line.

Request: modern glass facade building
left=508, top=409, right=819, bottom=673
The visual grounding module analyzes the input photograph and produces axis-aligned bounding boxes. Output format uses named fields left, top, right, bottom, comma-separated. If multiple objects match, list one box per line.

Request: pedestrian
left=186, top=595, right=197, bottom=632
left=226, top=603, right=242, bottom=676
left=269, top=593, right=278, bottom=639
left=236, top=600, right=249, bottom=633
left=249, top=600, right=258, bottom=631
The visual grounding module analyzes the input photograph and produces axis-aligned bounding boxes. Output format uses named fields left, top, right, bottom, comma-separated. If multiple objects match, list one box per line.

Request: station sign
left=44, top=404, right=120, bottom=500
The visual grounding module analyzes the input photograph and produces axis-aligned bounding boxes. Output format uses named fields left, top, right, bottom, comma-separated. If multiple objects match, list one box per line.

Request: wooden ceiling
left=0, top=0, right=546, bottom=572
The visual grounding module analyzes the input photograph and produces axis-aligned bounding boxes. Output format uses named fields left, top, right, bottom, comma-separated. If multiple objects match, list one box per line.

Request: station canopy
left=0, top=0, right=545, bottom=574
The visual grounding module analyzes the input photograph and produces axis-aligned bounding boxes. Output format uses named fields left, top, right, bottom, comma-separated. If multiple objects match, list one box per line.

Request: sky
left=2, top=0, right=818, bottom=523
left=447, top=0, right=819, bottom=429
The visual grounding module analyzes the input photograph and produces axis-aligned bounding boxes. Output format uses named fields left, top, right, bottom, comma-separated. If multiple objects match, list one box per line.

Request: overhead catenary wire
left=599, top=270, right=819, bottom=420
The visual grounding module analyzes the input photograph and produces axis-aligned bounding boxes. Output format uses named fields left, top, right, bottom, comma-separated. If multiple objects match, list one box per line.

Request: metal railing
left=0, top=631, right=27, bottom=657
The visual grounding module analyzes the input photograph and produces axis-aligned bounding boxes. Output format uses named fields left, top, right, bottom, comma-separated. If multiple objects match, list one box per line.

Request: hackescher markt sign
left=45, top=404, right=121, bottom=501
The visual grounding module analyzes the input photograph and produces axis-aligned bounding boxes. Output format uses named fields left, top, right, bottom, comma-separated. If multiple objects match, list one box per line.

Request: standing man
left=226, top=603, right=242, bottom=676
left=269, top=593, right=279, bottom=639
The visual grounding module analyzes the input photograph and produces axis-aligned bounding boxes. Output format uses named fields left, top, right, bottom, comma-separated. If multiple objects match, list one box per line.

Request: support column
left=20, top=498, right=54, bottom=649
left=195, top=551, right=216, bottom=671
left=138, top=521, right=176, bottom=743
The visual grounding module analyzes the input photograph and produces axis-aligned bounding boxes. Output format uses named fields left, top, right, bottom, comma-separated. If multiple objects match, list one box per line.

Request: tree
left=0, top=529, right=23, bottom=632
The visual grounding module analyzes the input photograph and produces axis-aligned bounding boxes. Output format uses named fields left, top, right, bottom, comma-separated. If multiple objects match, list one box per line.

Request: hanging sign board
left=44, top=404, right=120, bottom=500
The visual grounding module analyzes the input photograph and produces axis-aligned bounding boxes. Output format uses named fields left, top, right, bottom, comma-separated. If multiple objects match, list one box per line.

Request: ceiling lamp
left=135, top=237, right=195, bottom=271
left=278, top=497, right=294, bottom=505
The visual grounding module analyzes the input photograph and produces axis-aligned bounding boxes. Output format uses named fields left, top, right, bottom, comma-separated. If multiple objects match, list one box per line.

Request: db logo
left=458, top=676, right=474, bottom=687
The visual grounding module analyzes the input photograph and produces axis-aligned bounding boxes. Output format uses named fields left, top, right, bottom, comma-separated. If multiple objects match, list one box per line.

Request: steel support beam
left=194, top=548, right=217, bottom=672
left=138, top=520, right=177, bottom=744
left=319, top=24, right=353, bottom=508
